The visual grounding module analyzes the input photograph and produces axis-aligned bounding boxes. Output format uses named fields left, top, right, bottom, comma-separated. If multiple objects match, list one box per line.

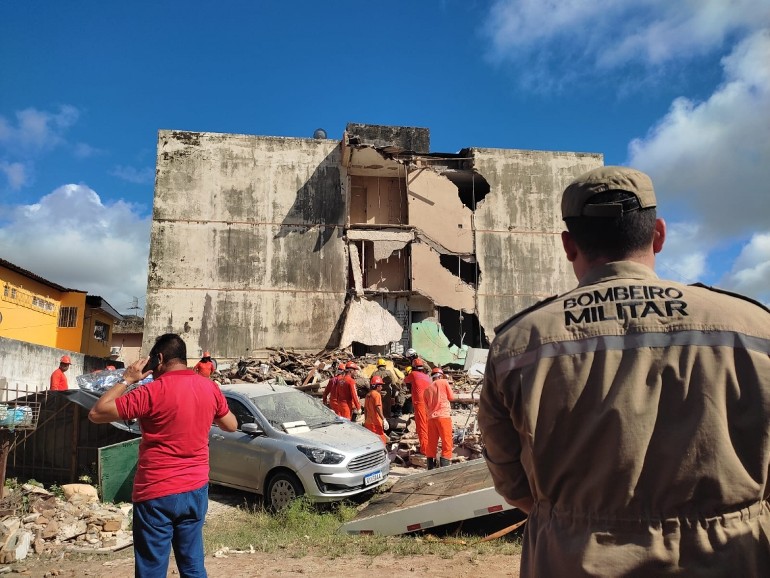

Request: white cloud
left=0, top=184, right=151, bottom=315
left=721, top=232, right=770, bottom=305
left=655, top=221, right=709, bottom=284
left=0, top=105, right=100, bottom=192
left=628, top=29, right=770, bottom=237
left=0, top=105, right=79, bottom=154
left=483, top=0, right=769, bottom=86
left=73, top=142, right=104, bottom=159
left=110, top=165, right=155, bottom=184
left=0, top=161, right=28, bottom=190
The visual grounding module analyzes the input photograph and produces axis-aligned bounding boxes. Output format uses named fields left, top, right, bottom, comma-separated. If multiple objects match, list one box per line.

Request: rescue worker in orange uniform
left=424, top=367, right=455, bottom=469
left=323, top=363, right=346, bottom=414
left=403, top=358, right=431, bottom=454
left=364, top=375, right=389, bottom=444
left=335, top=361, right=362, bottom=420
left=193, top=351, right=215, bottom=378
left=50, top=355, right=71, bottom=391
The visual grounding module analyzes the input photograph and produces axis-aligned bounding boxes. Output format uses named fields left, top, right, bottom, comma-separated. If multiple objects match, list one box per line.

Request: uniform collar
left=578, top=261, right=658, bottom=288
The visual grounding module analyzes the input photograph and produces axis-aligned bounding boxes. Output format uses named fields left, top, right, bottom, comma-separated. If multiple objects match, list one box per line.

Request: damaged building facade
left=143, top=124, right=602, bottom=362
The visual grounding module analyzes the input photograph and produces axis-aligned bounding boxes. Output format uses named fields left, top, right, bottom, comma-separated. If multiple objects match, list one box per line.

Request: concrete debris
left=0, top=484, right=132, bottom=561
left=337, top=298, right=404, bottom=349
left=213, top=348, right=486, bottom=471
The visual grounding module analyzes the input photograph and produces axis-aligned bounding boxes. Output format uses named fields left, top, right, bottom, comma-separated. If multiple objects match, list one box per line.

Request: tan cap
left=561, top=166, right=656, bottom=219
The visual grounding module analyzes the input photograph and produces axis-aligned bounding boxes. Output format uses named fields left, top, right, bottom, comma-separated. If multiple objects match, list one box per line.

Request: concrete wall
left=0, top=336, right=114, bottom=397
left=143, top=131, right=348, bottom=357
left=471, top=148, right=603, bottom=338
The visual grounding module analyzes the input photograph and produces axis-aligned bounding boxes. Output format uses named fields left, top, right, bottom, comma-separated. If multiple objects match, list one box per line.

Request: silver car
left=210, top=382, right=389, bottom=510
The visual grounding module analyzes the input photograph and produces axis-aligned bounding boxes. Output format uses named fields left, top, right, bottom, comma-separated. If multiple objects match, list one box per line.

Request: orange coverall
left=364, top=388, right=388, bottom=444
left=335, top=374, right=361, bottom=419
left=323, top=375, right=341, bottom=414
left=193, top=360, right=215, bottom=378
left=423, top=378, right=455, bottom=459
left=50, top=368, right=68, bottom=391
left=405, top=370, right=431, bottom=453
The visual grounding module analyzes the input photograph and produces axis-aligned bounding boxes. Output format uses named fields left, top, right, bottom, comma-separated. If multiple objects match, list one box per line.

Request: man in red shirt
left=50, top=355, right=71, bottom=391
left=193, top=351, right=215, bottom=378
left=89, top=333, right=237, bottom=577
left=424, top=367, right=455, bottom=469
left=404, top=358, right=431, bottom=454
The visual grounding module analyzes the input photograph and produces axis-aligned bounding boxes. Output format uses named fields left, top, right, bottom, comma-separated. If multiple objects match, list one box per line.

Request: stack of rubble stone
left=211, top=348, right=486, bottom=469
left=0, top=483, right=131, bottom=562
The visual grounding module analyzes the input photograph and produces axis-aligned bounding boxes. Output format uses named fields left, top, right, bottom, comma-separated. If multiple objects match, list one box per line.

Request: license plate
left=364, top=470, right=383, bottom=486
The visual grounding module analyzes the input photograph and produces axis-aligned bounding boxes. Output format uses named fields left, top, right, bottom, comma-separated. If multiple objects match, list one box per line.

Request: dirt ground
left=5, top=483, right=522, bottom=577
left=6, top=549, right=521, bottom=577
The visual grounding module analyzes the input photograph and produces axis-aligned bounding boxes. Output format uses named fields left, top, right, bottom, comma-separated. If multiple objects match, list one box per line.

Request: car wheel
left=265, top=471, right=304, bottom=511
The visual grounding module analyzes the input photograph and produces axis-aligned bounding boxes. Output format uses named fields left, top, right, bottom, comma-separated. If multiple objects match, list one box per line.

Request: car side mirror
left=241, top=422, right=264, bottom=436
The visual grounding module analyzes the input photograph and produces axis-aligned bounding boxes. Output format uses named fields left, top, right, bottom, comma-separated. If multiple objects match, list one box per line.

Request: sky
left=1, top=0, right=769, bottom=315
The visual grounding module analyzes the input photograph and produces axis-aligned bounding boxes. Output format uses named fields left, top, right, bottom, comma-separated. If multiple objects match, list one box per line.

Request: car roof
left=220, top=381, right=299, bottom=398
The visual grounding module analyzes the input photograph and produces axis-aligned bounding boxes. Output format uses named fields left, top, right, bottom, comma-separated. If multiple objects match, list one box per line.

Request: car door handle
left=212, top=434, right=225, bottom=440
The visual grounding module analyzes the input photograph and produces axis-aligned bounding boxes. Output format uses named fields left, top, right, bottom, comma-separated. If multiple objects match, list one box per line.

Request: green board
left=98, top=437, right=140, bottom=504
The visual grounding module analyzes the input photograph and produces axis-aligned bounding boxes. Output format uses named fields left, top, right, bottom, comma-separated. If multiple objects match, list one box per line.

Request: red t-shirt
left=114, top=369, right=229, bottom=503
left=405, top=371, right=431, bottom=405
left=50, top=368, right=68, bottom=391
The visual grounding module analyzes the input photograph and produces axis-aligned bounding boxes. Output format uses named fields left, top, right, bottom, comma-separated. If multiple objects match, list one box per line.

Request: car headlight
left=297, top=445, right=345, bottom=464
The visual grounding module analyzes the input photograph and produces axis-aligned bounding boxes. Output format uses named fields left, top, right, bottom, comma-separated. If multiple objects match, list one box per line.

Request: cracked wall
left=406, top=168, right=473, bottom=255
left=411, top=242, right=475, bottom=313
left=471, top=148, right=604, bottom=340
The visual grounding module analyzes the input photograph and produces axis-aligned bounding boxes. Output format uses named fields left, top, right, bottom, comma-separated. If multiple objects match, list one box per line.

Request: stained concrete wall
left=471, top=148, right=603, bottom=338
left=143, top=131, right=348, bottom=356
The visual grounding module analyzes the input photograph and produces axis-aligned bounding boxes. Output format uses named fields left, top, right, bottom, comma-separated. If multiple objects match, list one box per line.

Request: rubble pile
left=0, top=483, right=131, bottom=562
left=212, top=348, right=486, bottom=469
left=216, top=349, right=355, bottom=388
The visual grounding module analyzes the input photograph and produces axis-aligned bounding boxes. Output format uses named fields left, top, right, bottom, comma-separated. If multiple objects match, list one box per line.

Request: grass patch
left=203, top=499, right=522, bottom=560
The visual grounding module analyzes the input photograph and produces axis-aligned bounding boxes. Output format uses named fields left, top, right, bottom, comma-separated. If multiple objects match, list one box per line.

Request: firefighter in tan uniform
left=479, top=166, right=770, bottom=577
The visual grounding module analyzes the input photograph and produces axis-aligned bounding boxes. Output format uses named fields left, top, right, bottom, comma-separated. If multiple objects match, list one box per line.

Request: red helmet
left=337, top=363, right=346, bottom=372
left=60, top=355, right=72, bottom=364
left=203, top=351, right=210, bottom=357
left=412, top=358, right=425, bottom=368
left=370, top=375, right=384, bottom=386
left=345, top=361, right=359, bottom=370
left=431, top=367, right=444, bottom=376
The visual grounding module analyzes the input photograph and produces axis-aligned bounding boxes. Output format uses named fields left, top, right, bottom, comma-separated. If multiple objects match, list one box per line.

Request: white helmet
left=406, top=348, right=417, bottom=357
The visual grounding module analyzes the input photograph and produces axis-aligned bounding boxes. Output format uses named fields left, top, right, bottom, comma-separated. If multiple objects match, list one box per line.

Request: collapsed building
left=143, top=123, right=602, bottom=362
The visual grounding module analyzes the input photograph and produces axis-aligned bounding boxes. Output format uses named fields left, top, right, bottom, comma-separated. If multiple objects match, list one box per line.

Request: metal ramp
left=340, top=459, right=516, bottom=536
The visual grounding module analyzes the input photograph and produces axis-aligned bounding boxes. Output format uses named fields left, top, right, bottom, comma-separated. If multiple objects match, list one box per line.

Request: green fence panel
left=98, top=437, right=140, bottom=503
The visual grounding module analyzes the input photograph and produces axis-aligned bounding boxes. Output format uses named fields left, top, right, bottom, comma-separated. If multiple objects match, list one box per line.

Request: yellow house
left=0, top=258, right=122, bottom=355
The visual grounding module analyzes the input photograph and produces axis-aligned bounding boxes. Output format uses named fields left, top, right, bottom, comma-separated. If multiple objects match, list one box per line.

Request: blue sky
left=1, top=1, right=768, bottom=314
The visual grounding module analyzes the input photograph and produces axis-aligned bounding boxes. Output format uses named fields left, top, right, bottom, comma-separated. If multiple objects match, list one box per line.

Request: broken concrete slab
left=407, top=168, right=473, bottom=254
left=338, top=298, right=404, bottom=349
left=411, top=243, right=475, bottom=313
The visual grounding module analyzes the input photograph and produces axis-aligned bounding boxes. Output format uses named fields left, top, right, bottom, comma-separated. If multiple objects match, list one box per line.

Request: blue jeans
left=132, top=484, right=209, bottom=578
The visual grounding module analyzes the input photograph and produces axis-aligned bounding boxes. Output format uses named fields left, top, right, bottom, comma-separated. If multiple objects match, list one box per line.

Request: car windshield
left=249, top=390, right=338, bottom=430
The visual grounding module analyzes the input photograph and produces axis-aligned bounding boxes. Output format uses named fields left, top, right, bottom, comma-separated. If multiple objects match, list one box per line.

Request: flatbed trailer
left=340, top=459, right=517, bottom=536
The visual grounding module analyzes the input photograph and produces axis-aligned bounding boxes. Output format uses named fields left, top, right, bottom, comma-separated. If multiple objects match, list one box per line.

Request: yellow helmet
left=377, top=358, right=386, bottom=367
left=405, top=366, right=412, bottom=375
